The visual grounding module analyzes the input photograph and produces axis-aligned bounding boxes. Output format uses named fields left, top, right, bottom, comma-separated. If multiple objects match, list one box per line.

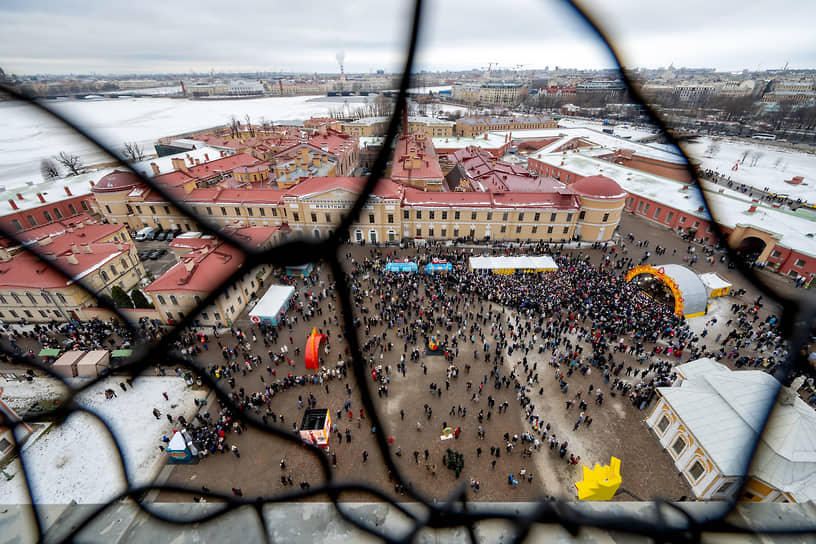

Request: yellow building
left=646, top=358, right=816, bottom=503
left=0, top=223, right=144, bottom=323
left=452, top=82, right=528, bottom=107
left=567, top=175, right=627, bottom=242
left=280, top=177, right=405, bottom=243
left=455, top=115, right=557, bottom=138
left=342, top=116, right=454, bottom=138
left=144, top=228, right=277, bottom=325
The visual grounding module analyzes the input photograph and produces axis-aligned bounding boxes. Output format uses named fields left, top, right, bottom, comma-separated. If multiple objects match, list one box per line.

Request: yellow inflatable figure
left=574, top=457, right=621, bottom=501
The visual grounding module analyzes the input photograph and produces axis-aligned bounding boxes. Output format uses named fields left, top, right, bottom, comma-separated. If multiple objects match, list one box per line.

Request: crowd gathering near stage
left=2, top=227, right=812, bottom=501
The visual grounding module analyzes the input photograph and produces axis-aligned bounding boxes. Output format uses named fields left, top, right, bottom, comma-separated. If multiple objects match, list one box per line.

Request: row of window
left=0, top=308, right=59, bottom=319
left=0, top=291, right=66, bottom=305
left=404, top=210, right=577, bottom=222
left=10, top=200, right=90, bottom=231
left=409, top=224, right=572, bottom=237
left=98, top=256, right=135, bottom=284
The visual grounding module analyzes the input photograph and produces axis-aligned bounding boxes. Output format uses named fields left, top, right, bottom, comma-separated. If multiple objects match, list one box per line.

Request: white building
left=646, top=358, right=816, bottom=502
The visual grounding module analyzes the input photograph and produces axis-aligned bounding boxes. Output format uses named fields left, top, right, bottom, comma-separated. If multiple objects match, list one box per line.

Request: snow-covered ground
left=683, top=137, right=816, bottom=201
left=557, top=117, right=659, bottom=141
left=0, top=375, right=201, bottom=505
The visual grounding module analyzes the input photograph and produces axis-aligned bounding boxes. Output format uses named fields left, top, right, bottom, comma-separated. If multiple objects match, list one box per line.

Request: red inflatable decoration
left=305, top=327, right=326, bottom=371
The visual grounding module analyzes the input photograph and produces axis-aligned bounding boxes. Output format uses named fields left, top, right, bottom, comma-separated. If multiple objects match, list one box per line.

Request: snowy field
left=0, top=375, right=201, bottom=505
left=683, top=137, right=816, bottom=201
left=557, top=117, right=659, bottom=141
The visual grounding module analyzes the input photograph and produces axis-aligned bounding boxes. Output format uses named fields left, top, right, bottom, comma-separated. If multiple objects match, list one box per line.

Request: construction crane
left=481, top=62, right=498, bottom=79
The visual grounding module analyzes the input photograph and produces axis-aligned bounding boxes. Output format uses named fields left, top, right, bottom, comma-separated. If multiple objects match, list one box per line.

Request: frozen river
left=0, top=94, right=462, bottom=189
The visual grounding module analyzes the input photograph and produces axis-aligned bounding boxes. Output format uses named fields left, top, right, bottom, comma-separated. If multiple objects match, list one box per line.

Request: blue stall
left=424, top=259, right=453, bottom=274
left=285, top=263, right=314, bottom=278
left=385, top=259, right=418, bottom=273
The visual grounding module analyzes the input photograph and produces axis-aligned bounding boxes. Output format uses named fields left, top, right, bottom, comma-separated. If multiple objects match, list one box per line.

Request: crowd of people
left=3, top=230, right=811, bottom=500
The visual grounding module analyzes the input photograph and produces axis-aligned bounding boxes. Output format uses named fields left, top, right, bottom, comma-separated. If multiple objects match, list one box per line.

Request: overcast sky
left=1, top=0, right=813, bottom=75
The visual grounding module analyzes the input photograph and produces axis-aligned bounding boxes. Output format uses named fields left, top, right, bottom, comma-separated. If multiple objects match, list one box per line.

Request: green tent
left=111, top=349, right=133, bottom=358
left=38, top=348, right=60, bottom=357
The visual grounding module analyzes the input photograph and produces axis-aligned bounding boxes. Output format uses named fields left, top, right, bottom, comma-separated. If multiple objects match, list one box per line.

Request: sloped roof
left=659, top=359, right=816, bottom=502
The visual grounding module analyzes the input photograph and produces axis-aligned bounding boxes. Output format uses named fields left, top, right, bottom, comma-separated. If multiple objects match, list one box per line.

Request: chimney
left=150, top=162, right=160, bottom=175
left=321, top=143, right=329, bottom=152
left=204, top=153, right=210, bottom=161
left=748, top=205, right=757, bottom=213
left=64, top=186, right=72, bottom=196
left=16, top=193, right=23, bottom=200
left=37, top=193, right=45, bottom=203
left=66, top=254, right=79, bottom=265
left=82, top=244, right=93, bottom=254
left=9, top=200, right=17, bottom=210
left=171, top=157, right=188, bottom=173
left=195, top=159, right=201, bottom=166
left=71, top=243, right=79, bottom=253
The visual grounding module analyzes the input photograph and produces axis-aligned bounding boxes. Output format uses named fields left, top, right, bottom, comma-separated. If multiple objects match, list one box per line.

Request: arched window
left=170, top=295, right=178, bottom=306
left=26, top=292, right=37, bottom=304
left=100, top=270, right=109, bottom=282
left=57, top=293, right=67, bottom=304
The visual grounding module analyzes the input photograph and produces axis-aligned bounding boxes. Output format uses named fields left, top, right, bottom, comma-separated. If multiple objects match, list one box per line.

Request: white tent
left=249, top=285, right=295, bottom=325
left=700, top=272, right=732, bottom=297
left=469, top=256, right=558, bottom=274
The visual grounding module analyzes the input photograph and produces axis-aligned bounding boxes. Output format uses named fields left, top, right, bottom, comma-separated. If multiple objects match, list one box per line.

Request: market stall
left=469, top=255, right=558, bottom=275
left=385, top=259, right=418, bottom=273
left=75, top=350, right=110, bottom=378
left=700, top=273, right=732, bottom=298
left=51, top=351, right=84, bottom=378
left=424, top=259, right=453, bottom=274
left=299, top=408, right=331, bottom=448
left=249, top=285, right=296, bottom=325
left=285, top=263, right=314, bottom=278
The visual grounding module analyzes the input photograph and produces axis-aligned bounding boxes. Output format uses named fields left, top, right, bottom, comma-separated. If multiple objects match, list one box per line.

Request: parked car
left=147, top=249, right=161, bottom=260
left=148, top=228, right=164, bottom=241
left=135, top=227, right=155, bottom=241
left=138, top=251, right=152, bottom=260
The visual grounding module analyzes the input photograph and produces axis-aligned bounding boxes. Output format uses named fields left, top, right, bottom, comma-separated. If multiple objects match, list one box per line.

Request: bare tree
left=56, top=151, right=82, bottom=176
left=122, top=141, right=147, bottom=162
left=244, top=114, right=255, bottom=138
left=229, top=115, right=240, bottom=138
left=40, top=158, right=61, bottom=180
left=739, top=150, right=750, bottom=164
left=704, top=140, right=721, bottom=158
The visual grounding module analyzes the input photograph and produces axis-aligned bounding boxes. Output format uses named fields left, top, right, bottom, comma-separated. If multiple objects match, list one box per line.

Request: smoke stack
left=204, top=153, right=209, bottom=161
left=150, top=162, right=160, bottom=175
left=16, top=193, right=23, bottom=200
left=37, top=193, right=45, bottom=203
left=64, top=186, right=72, bottom=196
left=9, top=200, right=17, bottom=210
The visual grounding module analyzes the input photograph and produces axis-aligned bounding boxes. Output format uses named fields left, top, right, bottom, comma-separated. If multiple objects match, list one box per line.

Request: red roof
left=153, top=153, right=259, bottom=188
left=283, top=177, right=404, bottom=200
left=402, top=188, right=579, bottom=209
left=390, top=134, right=444, bottom=183
left=307, top=129, right=356, bottom=155
left=144, top=241, right=244, bottom=293
left=402, top=188, right=493, bottom=208
left=570, top=175, right=627, bottom=200
left=0, top=242, right=130, bottom=289
left=92, top=170, right=144, bottom=193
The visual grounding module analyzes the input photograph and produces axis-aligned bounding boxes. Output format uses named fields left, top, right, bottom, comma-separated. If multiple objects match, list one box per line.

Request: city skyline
left=0, top=0, right=814, bottom=76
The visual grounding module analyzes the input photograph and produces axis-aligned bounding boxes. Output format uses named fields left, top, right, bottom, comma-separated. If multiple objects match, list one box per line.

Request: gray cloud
left=0, top=0, right=812, bottom=74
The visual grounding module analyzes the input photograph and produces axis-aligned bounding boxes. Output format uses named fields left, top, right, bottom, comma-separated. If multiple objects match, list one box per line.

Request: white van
left=135, top=227, right=155, bottom=241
